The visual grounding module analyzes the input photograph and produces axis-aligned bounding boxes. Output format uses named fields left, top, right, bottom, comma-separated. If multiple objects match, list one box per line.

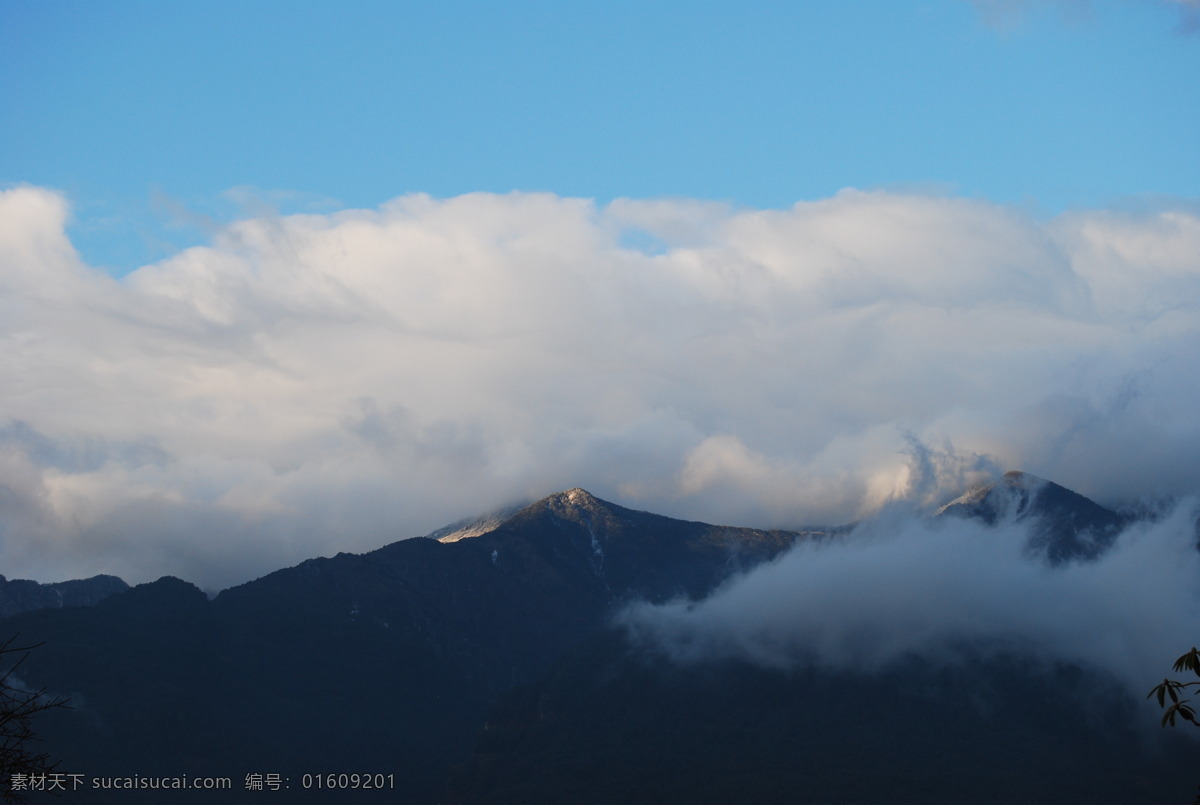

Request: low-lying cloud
left=618, top=500, right=1200, bottom=697
left=1, top=185, right=1198, bottom=589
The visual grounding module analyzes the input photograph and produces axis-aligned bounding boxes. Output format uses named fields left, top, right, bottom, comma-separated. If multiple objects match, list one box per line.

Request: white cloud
left=619, top=499, right=1200, bottom=697
left=1, top=185, right=1198, bottom=588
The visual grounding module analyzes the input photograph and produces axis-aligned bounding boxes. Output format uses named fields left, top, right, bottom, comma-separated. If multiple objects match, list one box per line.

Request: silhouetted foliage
left=1148, top=647, right=1200, bottom=728
left=0, top=636, right=67, bottom=803
left=1148, top=647, right=1200, bottom=804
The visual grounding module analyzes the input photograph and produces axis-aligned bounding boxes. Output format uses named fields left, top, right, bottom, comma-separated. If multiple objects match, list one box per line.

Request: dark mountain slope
left=3, top=489, right=818, bottom=803
left=5, top=476, right=1178, bottom=803
left=937, top=470, right=1129, bottom=561
left=446, top=476, right=1196, bottom=804
left=460, top=488, right=820, bottom=604
left=0, top=573, right=127, bottom=617
left=447, top=626, right=1197, bottom=805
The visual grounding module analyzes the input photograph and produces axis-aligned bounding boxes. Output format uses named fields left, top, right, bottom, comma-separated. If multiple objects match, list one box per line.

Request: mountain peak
left=429, top=490, right=606, bottom=544
left=1002, top=469, right=1045, bottom=487
left=935, top=470, right=1044, bottom=515
left=936, top=470, right=1126, bottom=562
left=535, top=488, right=618, bottom=523
left=561, top=488, right=598, bottom=506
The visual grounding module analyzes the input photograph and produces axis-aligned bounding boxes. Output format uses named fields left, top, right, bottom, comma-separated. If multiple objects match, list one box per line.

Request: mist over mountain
left=2, top=187, right=1199, bottom=591
left=6, top=4, right=1198, bottom=801
left=619, top=486, right=1200, bottom=694
left=452, top=481, right=1200, bottom=803
left=936, top=470, right=1130, bottom=561
left=3, top=473, right=1198, bottom=803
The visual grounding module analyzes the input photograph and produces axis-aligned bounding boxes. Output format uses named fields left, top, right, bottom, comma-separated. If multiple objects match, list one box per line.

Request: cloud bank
left=1, top=185, right=1199, bottom=588
left=618, top=500, right=1200, bottom=697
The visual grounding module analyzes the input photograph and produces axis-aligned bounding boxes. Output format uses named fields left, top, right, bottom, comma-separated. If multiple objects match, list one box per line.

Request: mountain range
left=0, top=574, right=128, bottom=619
left=1, top=475, right=1196, bottom=803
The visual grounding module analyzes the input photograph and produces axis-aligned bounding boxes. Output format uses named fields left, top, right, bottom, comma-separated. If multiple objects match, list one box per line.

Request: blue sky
left=3, top=0, right=1197, bottom=273
left=1, top=1, right=1199, bottom=589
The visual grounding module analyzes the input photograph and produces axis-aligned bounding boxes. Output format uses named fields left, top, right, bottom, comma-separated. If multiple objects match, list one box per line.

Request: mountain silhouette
left=2, top=488, right=820, bottom=803
left=1, top=478, right=1190, bottom=803
left=0, top=573, right=128, bottom=618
